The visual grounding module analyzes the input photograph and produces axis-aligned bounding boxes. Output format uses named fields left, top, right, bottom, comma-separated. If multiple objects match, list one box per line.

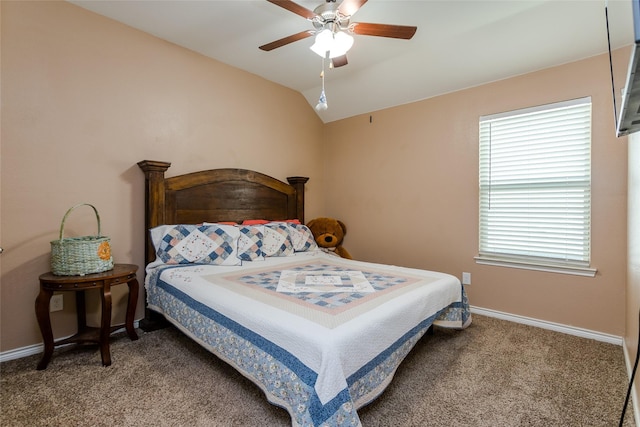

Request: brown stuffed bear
left=306, top=217, right=352, bottom=259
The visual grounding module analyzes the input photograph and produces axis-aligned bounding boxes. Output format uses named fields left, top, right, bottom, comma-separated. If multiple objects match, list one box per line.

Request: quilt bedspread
left=145, top=251, right=471, bottom=426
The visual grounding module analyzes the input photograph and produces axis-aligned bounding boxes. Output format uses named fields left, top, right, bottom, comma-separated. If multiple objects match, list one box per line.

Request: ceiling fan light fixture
left=310, top=28, right=353, bottom=58
left=331, top=31, right=354, bottom=57
left=310, top=29, right=333, bottom=56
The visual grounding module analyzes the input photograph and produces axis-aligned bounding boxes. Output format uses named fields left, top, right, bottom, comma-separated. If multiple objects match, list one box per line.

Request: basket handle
left=59, top=203, right=102, bottom=240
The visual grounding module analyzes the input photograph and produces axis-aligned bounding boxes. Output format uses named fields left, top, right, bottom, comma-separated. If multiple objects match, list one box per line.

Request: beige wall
left=626, top=131, right=640, bottom=413
left=0, top=1, right=324, bottom=352
left=0, top=0, right=633, bottom=355
left=324, top=49, right=630, bottom=336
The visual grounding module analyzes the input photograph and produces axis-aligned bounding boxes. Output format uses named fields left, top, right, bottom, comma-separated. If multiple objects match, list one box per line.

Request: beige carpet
left=0, top=314, right=635, bottom=426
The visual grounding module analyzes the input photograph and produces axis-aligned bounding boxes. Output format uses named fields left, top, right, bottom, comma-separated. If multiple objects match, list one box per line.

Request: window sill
left=474, top=256, right=597, bottom=277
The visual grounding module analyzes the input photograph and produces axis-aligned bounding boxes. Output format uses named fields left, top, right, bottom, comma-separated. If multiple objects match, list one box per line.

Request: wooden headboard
left=137, top=160, right=309, bottom=267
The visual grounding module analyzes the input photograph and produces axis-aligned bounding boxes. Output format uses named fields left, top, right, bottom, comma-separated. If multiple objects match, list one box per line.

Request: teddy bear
left=306, top=217, right=352, bottom=259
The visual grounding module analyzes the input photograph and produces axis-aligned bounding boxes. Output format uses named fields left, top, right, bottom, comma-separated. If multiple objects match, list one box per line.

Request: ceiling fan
left=259, top=0, right=417, bottom=68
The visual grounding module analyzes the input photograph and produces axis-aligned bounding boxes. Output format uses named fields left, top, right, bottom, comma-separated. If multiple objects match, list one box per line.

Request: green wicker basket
left=50, top=203, right=113, bottom=276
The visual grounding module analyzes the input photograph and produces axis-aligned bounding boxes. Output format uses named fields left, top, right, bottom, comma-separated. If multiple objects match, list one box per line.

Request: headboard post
left=137, top=160, right=171, bottom=266
left=287, top=176, right=309, bottom=224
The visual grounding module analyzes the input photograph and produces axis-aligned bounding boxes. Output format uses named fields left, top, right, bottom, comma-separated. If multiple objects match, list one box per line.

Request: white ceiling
left=69, top=0, right=634, bottom=123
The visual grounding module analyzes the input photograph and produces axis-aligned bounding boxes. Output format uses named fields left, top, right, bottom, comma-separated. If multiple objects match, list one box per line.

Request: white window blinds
left=478, top=97, right=592, bottom=273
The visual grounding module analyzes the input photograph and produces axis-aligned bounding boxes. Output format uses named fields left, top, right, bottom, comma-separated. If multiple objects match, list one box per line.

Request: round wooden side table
left=35, top=263, right=139, bottom=370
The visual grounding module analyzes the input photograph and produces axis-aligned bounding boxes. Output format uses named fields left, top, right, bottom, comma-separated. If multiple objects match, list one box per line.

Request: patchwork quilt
left=145, top=251, right=471, bottom=426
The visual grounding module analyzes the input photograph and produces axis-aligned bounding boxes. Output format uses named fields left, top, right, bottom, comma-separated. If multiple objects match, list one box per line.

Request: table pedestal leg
left=76, top=291, right=86, bottom=331
left=126, top=279, right=139, bottom=341
left=35, top=289, right=53, bottom=370
left=100, top=285, right=112, bottom=366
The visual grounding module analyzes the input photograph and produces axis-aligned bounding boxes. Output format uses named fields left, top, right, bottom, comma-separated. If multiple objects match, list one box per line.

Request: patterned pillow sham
left=262, top=223, right=294, bottom=257
left=198, top=221, right=314, bottom=260
left=237, top=225, right=265, bottom=261
left=203, top=222, right=265, bottom=261
left=279, top=222, right=318, bottom=252
left=150, top=224, right=241, bottom=266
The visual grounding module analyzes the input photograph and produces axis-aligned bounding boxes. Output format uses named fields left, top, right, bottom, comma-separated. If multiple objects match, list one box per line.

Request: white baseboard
left=2, top=310, right=623, bottom=362
left=0, top=342, right=46, bottom=363
left=470, top=306, right=623, bottom=345
left=3, top=311, right=621, bottom=363
left=0, top=321, right=140, bottom=363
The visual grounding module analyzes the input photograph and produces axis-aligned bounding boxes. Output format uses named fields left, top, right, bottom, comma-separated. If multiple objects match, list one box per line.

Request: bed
left=137, top=160, right=471, bottom=427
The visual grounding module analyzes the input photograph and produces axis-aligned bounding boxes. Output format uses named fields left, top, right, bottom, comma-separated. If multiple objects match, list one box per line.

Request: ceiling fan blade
left=266, top=0, right=317, bottom=20
left=259, top=30, right=313, bottom=51
left=352, top=22, right=417, bottom=39
left=331, top=55, right=348, bottom=68
left=338, top=0, right=367, bottom=17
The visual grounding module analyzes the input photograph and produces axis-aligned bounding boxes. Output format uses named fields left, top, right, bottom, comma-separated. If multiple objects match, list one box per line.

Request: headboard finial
left=137, top=160, right=171, bottom=174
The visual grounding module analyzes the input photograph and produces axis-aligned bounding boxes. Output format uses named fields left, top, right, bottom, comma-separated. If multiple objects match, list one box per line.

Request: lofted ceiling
left=69, top=0, right=634, bottom=123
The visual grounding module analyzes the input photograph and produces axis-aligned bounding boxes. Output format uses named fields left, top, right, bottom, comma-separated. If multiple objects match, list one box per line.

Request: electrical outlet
left=462, top=272, right=471, bottom=285
left=50, top=294, right=63, bottom=312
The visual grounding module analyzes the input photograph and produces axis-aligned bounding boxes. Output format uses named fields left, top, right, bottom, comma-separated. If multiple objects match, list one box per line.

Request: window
left=476, top=97, right=596, bottom=277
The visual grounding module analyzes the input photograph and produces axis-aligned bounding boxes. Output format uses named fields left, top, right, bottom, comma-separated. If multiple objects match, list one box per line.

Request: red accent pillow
left=242, top=219, right=270, bottom=225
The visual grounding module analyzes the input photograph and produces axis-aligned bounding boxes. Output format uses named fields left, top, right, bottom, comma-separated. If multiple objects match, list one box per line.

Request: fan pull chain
left=315, top=57, right=328, bottom=111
